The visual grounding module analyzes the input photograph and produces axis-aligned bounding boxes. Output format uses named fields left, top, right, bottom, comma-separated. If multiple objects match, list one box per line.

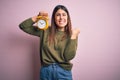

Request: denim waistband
left=50, top=63, right=58, bottom=68
left=42, top=63, right=58, bottom=67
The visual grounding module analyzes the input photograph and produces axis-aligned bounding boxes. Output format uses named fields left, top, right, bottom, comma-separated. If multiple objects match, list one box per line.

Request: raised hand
left=32, top=11, right=48, bottom=22
left=71, top=28, right=80, bottom=39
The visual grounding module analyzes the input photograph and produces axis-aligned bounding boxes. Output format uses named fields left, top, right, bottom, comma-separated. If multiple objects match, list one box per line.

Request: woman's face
left=55, top=9, right=68, bottom=31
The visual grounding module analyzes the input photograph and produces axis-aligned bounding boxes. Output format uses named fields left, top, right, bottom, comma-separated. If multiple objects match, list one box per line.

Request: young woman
left=19, top=5, right=80, bottom=80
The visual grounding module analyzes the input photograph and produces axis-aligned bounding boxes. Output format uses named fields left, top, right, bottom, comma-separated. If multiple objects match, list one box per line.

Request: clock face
left=37, top=20, right=46, bottom=29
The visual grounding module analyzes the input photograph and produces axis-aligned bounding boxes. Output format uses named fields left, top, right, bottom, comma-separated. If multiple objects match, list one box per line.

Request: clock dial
left=37, top=20, right=46, bottom=29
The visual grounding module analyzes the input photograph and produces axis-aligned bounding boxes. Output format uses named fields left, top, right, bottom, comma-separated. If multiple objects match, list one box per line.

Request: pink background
left=0, top=0, right=120, bottom=80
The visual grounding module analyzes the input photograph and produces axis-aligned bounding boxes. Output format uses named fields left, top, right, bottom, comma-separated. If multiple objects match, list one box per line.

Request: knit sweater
left=19, top=18, right=78, bottom=70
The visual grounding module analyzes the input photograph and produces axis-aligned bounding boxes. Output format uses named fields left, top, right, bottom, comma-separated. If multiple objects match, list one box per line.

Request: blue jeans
left=40, top=63, right=72, bottom=80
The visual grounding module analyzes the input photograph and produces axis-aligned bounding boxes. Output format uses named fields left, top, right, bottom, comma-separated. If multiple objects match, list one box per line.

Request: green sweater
left=19, top=18, right=78, bottom=70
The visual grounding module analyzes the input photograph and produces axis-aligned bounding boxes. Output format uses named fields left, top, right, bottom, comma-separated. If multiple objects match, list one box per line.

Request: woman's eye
left=63, top=13, right=66, bottom=16
left=55, top=13, right=67, bottom=17
left=56, top=14, right=60, bottom=16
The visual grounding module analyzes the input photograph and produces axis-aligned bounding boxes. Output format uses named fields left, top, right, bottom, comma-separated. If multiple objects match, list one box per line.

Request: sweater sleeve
left=64, top=38, right=78, bottom=61
left=19, top=18, right=43, bottom=37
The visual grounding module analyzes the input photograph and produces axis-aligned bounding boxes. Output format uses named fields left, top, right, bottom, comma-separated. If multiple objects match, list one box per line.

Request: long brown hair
left=49, top=5, right=72, bottom=44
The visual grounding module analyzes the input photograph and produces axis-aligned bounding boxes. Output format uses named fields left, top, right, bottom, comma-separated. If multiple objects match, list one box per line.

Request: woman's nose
left=60, top=15, right=63, bottom=19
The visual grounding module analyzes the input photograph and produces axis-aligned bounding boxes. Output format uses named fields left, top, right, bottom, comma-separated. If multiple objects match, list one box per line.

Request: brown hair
left=49, top=5, right=72, bottom=44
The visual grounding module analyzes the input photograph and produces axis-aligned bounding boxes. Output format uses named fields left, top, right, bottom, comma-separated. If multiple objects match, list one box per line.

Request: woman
left=19, top=5, right=80, bottom=80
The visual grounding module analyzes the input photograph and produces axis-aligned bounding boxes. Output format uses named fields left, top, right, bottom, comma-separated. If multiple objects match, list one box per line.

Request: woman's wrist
left=32, top=16, right=38, bottom=22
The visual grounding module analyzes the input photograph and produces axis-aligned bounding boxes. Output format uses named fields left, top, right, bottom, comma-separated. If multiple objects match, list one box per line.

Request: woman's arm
left=64, top=28, right=80, bottom=61
left=19, top=16, right=43, bottom=37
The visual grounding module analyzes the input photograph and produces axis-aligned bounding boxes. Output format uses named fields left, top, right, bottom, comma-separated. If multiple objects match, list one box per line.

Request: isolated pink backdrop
left=0, top=0, right=120, bottom=80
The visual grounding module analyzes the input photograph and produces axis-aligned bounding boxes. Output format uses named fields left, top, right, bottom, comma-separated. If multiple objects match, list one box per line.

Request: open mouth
left=59, top=20, right=65, bottom=24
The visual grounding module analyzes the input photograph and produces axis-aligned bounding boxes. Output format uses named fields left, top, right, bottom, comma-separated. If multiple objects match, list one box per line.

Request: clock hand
left=40, top=22, right=44, bottom=25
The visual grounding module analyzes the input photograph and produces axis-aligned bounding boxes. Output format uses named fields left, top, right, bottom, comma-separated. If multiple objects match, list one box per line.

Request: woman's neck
left=57, top=27, right=65, bottom=31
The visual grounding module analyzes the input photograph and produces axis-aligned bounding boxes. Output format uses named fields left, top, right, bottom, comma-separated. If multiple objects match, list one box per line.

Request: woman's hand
left=32, top=11, right=48, bottom=22
left=38, top=11, right=48, bottom=17
left=71, top=28, right=80, bottom=39
left=32, top=16, right=38, bottom=22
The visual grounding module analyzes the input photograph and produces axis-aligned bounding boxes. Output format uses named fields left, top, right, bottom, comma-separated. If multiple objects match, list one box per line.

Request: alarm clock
left=36, top=16, right=49, bottom=30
